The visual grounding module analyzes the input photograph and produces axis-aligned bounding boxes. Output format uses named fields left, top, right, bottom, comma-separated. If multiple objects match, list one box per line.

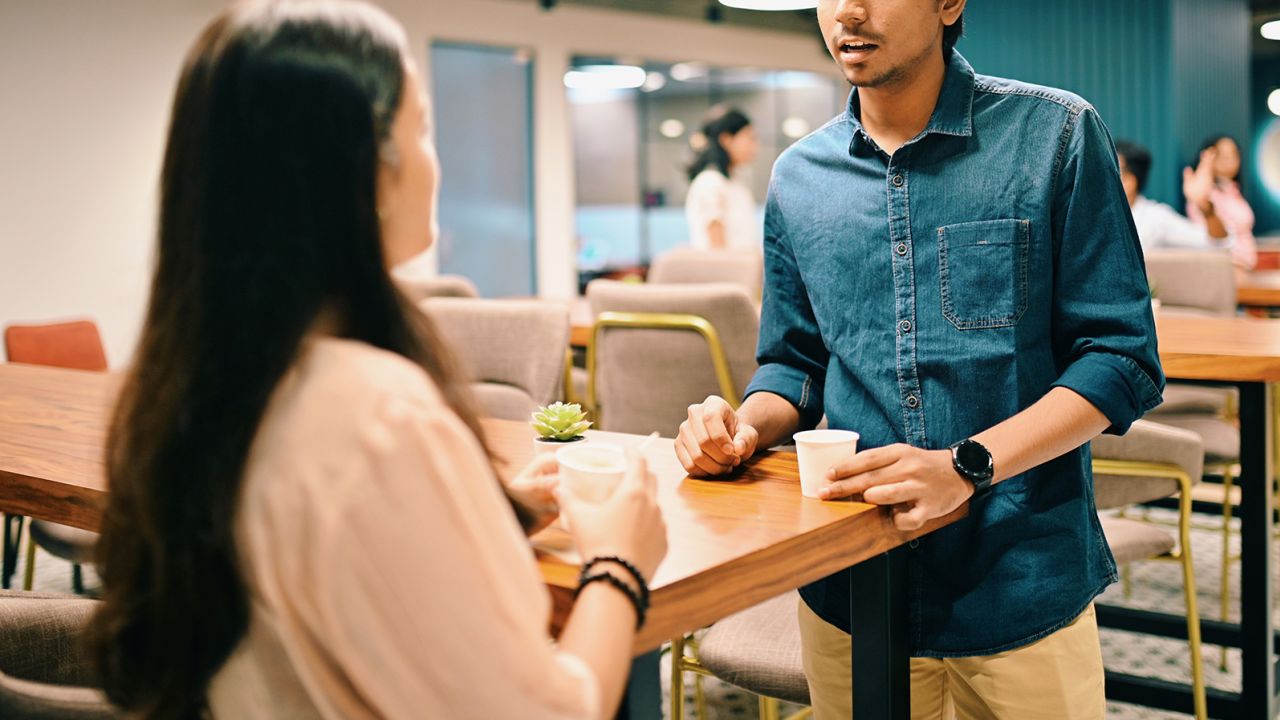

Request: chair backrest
left=394, top=273, right=480, bottom=304
left=0, top=590, right=116, bottom=719
left=4, top=321, right=107, bottom=371
left=586, top=279, right=759, bottom=436
left=1090, top=419, right=1203, bottom=510
left=420, top=298, right=569, bottom=421
left=1144, top=250, right=1236, bottom=316
left=648, top=247, right=763, bottom=300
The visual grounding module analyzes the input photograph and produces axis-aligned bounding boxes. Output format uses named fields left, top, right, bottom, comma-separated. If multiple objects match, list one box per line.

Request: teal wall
left=957, top=0, right=1251, bottom=207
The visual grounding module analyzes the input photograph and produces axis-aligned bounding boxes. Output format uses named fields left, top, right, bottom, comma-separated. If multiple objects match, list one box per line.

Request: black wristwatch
left=949, top=439, right=994, bottom=500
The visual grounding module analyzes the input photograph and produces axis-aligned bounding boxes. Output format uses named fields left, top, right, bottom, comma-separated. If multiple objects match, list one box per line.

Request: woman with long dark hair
left=685, top=106, right=760, bottom=250
left=1188, top=134, right=1257, bottom=271
left=85, top=1, right=666, bottom=717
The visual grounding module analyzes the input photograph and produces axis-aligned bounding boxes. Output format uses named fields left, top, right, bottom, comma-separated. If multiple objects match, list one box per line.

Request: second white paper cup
left=794, top=430, right=860, bottom=498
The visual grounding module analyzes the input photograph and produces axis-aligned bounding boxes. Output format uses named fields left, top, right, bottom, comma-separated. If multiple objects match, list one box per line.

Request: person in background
left=1116, top=139, right=1232, bottom=253
left=685, top=106, right=761, bottom=251
left=1188, top=134, right=1257, bottom=271
left=85, top=1, right=666, bottom=718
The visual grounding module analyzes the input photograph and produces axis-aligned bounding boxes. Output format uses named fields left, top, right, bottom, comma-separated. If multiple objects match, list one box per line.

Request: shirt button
left=906, top=394, right=920, bottom=408
left=909, top=539, right=920, bottom=550
left=899, top=320, right=912, bottom=333
left=896, top=243, right=908, bottom=256
left=892, top=174, right=904, bottom=187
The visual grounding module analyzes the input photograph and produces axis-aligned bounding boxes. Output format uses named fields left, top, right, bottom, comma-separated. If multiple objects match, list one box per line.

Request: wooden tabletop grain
left=1237, top=271, right=1280, bottom=309
left=0, top=362, right=956, bottom=652
left=1156, top=312, right=1280, bottom=382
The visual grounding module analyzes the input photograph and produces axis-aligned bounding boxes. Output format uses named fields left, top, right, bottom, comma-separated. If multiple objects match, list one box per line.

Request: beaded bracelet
left=574, top=571, right=648, bottom=630
left=579, top=555, right=651, bottom=608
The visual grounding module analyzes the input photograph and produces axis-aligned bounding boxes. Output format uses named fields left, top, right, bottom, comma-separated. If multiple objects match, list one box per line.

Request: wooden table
left=1096, top=313, right=1279, bottom=719
left=0, top=361, right=961, bottom=719
left=1238, top=271, right=1280, bottom=310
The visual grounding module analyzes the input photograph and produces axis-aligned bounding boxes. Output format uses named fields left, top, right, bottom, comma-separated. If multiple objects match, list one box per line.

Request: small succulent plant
left=532, top=402, right=592, bottom=441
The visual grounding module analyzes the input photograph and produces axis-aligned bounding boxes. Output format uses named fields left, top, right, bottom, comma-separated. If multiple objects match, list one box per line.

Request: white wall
left=0, top=0, right=836, bottom=364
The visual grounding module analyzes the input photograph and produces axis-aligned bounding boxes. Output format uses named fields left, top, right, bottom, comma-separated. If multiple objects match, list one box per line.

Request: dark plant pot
left=532, top=434, right=587, bottom=456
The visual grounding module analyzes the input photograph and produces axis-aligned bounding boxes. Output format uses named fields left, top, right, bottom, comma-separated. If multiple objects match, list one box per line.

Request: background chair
left=420, top=298, right=569, bottom=421
left=0, top=590, right=116, bottom=719
left=648, top=247, right=764, bottom=300
left=393, top=272, right=480, bottom=303
left=1091, top=420, right=1207, bottom=720
left=1143, top=249, right=1241, bottom=663
left=585, top=280, right=759, bottom=437
left=3, top=321, right=105, bottom=594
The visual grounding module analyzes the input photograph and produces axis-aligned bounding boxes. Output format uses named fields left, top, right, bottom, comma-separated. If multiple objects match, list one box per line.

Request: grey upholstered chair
left=1145, top=249, right=1237, bottom=317
left=0, top=590, right=116, bottom=719
left=648, top=248, right=764, bottom=300
left=420, top=298, right=569, bottom=422
left=585, top=280, right=759, bottom=437
left=1091, top=420, right=1207, bottom=720
left=394, top=272, right=480, bottom=304
left=675, top=592, right=810, bottom=720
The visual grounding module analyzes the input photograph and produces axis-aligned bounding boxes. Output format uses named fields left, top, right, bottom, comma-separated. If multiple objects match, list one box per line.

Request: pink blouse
left=207, top=337, right=599, bottom=719
left=1188, top=180, right=1257, bottom=270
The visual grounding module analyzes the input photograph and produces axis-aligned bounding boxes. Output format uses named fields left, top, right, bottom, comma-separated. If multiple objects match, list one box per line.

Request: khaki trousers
left=797, top=599, right=1105, bottom=720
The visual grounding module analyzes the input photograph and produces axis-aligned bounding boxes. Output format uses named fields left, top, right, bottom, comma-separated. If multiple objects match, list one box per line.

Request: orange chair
left=3, top=320, right=107, bottom=593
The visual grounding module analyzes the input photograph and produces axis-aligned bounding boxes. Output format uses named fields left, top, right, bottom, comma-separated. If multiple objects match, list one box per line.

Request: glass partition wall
left=570, top=58, right=846, bottom=290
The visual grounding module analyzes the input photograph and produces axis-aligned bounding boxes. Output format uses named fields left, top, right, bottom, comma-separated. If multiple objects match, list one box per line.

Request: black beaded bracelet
left=574, top=571, right=648, bottom=630
left=579, top=555, right=651, bottom=608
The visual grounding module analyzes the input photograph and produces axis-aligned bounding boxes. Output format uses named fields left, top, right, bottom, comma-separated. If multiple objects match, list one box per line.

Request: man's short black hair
left=943, top=14, right=964, bottom=55
left=1115, top=140, right=1152, bottom=195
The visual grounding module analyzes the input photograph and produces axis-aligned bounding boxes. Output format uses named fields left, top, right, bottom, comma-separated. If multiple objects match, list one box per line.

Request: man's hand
left=1183, top=147, right=1219, bottom=214
left=675, top=395, right=760, bottom=477
left=821, top=444, right=973, bottom=531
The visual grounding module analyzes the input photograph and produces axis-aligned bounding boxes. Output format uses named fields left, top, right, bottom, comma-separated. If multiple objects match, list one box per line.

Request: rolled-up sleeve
left=1049, top=107, right=1165, bottom=434
left=744, top=179, right=829, bottom=430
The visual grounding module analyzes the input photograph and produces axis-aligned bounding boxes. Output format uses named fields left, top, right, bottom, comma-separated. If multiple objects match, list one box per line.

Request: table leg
left=2, top=514, right=23, bottom=589
left=850, top=548, right=910, bottom=720
left=1237, top=382, right=1276, bottom=718
left=616, top=650, right=661, bottom=720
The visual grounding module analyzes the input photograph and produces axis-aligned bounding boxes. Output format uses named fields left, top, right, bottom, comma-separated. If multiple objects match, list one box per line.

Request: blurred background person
left=1188, top=134, right=1257, bottom=271
left=685, top=106, right=760, bottom=251
left=1117, top=140, right=1233, bottom=254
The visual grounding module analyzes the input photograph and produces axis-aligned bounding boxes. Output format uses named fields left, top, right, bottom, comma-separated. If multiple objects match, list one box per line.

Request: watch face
left=955, top=440, right=991, bottom=477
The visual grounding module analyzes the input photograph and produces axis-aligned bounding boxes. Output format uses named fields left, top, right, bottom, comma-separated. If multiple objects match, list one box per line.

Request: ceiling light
left=642, top=72, right=667, bottom=92
left=660, top=119, right=686, bottom=138
left=670, top=62, right=708, bottom=82
left=1262, top=20, right=1280, bottom=40
left=563, top=65, right=647, bottom=91
left=1269, top=89, right=1280, bottom=117
left=719, top=0, right=819, bottom=9
left=781, top=116, right=811, bottom=139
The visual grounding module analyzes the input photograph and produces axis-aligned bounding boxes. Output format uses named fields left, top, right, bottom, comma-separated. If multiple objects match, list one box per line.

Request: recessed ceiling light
left=660, top=119, right=686, bottom=138
left=670, top=62, right=708, bottom=82
left=1269, top=89, right=1280, bottom=117
left=563, top=65, right=647, bottom=91
left=781, top=116, right=811, bottom=139
left=1262, top=20, right=1280, bottom=40
left=719, top=0, right=819, bottom=9
left=642, top=71, right=667, bottom=92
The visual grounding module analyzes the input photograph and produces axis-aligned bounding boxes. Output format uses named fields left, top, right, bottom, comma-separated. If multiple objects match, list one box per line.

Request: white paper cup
left=556, top=443, right=627, bottom=504
left=793, top=430, right=860, bottom=498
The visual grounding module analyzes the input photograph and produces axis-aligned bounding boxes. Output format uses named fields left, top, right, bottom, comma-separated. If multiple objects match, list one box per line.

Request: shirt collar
left=845, top=50, right=976, bottom=149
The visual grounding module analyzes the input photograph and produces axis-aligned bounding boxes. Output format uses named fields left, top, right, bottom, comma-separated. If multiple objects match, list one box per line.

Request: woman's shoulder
left=690, top=168, right=728, bottom=190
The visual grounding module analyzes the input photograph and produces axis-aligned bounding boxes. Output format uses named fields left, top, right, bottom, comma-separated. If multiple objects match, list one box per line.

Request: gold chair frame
left=1093, top=458, right=1207, bottom=720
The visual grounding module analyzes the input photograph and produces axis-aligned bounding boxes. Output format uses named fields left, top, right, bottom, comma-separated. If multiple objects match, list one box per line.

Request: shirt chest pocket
left=937, top=219, right=1030, bottom=330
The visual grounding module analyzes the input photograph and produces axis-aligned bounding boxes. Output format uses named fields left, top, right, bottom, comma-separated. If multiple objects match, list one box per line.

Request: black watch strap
left=950, top=439, right=994, bottom=499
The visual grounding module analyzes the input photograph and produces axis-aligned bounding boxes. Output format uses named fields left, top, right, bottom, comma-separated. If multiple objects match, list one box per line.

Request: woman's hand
left=505, top=454, right=561, bottom=536
left=558, top=455, right=668, bottom=581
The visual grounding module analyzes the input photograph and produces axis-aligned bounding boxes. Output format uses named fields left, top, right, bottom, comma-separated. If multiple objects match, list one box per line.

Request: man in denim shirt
left=675, top=0, right=1163, bottom=717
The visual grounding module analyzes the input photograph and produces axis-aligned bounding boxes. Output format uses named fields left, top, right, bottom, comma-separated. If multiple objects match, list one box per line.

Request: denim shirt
left=745, top=52, right=1164, bottom=656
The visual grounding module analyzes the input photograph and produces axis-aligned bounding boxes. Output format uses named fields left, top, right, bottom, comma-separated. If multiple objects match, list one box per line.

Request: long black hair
left=86, top=2, right=500, bottom=716
left=687, top=106, right=751, bottom=181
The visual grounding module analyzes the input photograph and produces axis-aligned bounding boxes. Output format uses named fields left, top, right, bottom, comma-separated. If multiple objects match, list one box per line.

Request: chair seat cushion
left=698, top=592, right=810, bottom=705
left=28, top=523, right=97, bottom=565
left=1099, top=516, right=1176, bottom=566
left=470, top=382, right=536, bottom=422
left=1150, top=384, right=1236, bottom=416
left=1149, top=414, right=1240, bottom=464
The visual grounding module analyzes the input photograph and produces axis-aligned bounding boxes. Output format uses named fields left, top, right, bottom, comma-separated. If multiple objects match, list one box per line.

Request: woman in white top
left=685, top=107, right=761, bottom=251
left=85, top=2, right=667, bottom=718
